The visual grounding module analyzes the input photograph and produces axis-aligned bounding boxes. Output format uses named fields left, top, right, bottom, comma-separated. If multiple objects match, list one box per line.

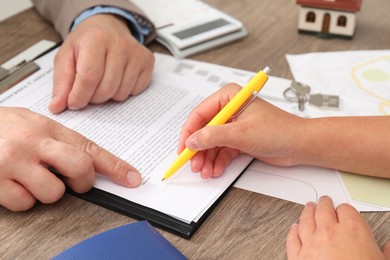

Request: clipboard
left=66, top=172, right=245, bottom=239
left=0, top=40, right=60, bottom=94
left=48, top=158, right=248, bottom=239
left=1, top=44, right=253, bottom=240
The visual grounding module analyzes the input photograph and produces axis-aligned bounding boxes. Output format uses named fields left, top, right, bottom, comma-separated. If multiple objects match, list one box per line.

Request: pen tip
left=161, top=178, right=165, bottom=181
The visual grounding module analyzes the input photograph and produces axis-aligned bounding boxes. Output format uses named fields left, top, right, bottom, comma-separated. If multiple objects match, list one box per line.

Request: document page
left=152, top=53, right=354, bottom=209
left=153, top=51, right=390, bottom=212
left=0, top=49, right=253, bottom=223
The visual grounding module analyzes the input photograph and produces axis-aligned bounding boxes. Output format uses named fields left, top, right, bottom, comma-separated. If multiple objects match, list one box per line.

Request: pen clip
left=228, top=90, right=258, bottom=122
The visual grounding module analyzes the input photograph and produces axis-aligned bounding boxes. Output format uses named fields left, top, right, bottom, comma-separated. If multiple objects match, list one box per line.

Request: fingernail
left=291, top=223, right=299, bottom=230
left=186, top=135, right=199, bottom=150
left=49, top=95, right=59, bottom=108
left=50, top=95, right=59, bottom=104
left=306, top=201, right=316, bottom=207
left=319, top=195, right=330, bottom=201
left=127, top=171, right=142, bottom=187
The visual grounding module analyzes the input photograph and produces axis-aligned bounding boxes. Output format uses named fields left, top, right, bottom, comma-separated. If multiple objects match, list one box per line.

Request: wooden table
left=1, top=0, right=389, bottom=259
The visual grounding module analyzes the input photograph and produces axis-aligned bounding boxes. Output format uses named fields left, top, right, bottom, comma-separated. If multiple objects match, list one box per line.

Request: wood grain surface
left=1, top=0, right=389, bottom=259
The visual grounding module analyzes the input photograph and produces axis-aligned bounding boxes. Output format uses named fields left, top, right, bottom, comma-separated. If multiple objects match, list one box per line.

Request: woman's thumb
left=185, top=124, right=236, bottom=151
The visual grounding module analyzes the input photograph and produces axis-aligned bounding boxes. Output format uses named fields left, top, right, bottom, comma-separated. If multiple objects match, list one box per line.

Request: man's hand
left=0, top=107, right=142, bottom=211
left=50, top=14, right=154, bottom=113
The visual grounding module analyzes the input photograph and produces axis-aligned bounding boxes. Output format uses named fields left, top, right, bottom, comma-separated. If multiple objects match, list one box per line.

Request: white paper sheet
left=234, top=161, right=351, bottom=207
left=286, top=50, right=390, bottom=116
left=154, top=52, right=390, bottom=211
left=0, top=49, right=253, bottom=223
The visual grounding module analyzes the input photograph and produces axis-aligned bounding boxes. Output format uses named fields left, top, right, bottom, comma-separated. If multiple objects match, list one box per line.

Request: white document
left=286, top=50, right=390, bottom=116
left=234, top=161, right=351, bottom=207
left=0, top=49, right=253, bottom=223
left=153, top=52, right=390, bottom=211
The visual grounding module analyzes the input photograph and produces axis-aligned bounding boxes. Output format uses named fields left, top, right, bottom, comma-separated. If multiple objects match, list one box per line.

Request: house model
left=296, top=0, right=362, bottom=38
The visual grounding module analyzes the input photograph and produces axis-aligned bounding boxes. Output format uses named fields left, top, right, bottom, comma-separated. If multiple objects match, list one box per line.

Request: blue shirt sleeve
left=71, top=6, right=151, bottom=44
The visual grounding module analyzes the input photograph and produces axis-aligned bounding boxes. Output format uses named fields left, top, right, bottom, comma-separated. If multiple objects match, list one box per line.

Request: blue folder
left=52, top=221, right=187, bottom=260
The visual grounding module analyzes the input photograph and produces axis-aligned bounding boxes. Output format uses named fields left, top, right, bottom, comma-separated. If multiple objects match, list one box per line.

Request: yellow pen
left=162, top=67, right=271, bottom=181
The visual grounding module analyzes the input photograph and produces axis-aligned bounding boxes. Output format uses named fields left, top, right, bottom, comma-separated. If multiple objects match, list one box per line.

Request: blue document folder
left=52, top=221, right=187, bottom=260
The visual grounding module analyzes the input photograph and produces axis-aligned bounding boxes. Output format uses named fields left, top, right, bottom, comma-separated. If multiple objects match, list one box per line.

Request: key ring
left=283, top=81, right=311, bottom=102
left=283, top=87, right=299, bottom=102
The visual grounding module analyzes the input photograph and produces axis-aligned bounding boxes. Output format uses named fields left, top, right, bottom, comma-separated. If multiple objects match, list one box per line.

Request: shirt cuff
left=71, top=6, right=151, bottom=44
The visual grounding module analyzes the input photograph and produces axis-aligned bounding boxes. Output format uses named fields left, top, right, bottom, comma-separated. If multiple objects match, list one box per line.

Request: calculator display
left=173, top=19, right=231, bottom=40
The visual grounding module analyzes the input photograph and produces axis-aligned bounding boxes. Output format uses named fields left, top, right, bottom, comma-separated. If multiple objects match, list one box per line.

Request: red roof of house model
left=296, top=0, right=362, bottom=12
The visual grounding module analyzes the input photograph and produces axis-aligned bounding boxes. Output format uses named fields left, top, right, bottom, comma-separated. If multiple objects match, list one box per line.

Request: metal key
left=284, top=81, right=311, bottom=111
left=309, top=93, right=340, bottom=110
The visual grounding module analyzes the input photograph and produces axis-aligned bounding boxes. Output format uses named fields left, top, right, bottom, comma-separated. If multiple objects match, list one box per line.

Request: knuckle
left=0, top=142, right=16, bottom=163
left=343, top=218, right=365, bottom=231
left=26, top=171, right=65, bottom=204
left=74, top=152, right=94, bottom=175
left=37, top=138, right=56, bottom=153
left=79, top=68, right=101, bottom=86
left=87, top=28, right=107, bottom=42
left=91, top=87, right=115, bottom=104
left=112, top=93, right=128, bottom=102
left=71, top=183, right=93, bottom=194
left=9, top=192, right=36, bottom=212
left=76, top=140, right=102, bottom=172
left=200, top=129, right=213, bottom=146
left=102, top=78, right=118, bottom=93
left=11, top=200, right=36, bottom=212
left=139, top=50, right=155, bottom=72
left=236, top=121, right=250, bottom=134
left=68, top=94, right=88, bottom=109
left=202, top=131, right=212, bottom=144
left=336, top=203, right=351, bottom=211
left=146, top=51, right=155, bottom=67
left=29, top=111, right=50, bottom=127
left=317, top=226, right=335, bottom=243
left=131, top=82, right=148, bottom=96
left=112, top=158, right=128, bottom=177
left=225, top=83, right=242, bottom=92
left=53, top=50, right=64, bottom=65
left=117, top=37, right=130, bottom=50
left=9, top=121, right=50, bottom=146
left=82, top=139, right=101, bottom=158
left=40, top=184, right=65, bottom=204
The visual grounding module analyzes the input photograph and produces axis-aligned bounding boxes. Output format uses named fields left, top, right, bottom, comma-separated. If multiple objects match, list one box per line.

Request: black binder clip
left=0, top=40, right=60, bottom=94
left=0, top=60, right=40, bottom=94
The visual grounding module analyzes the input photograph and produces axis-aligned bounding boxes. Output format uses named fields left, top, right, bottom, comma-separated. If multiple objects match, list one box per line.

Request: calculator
left=131, top=0, right=247, bottom=58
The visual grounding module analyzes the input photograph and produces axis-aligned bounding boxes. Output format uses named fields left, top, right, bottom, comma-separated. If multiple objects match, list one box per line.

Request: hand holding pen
left=163, top=68, right=271, bottom=180
left=171, top=66, right=390, bottom=181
